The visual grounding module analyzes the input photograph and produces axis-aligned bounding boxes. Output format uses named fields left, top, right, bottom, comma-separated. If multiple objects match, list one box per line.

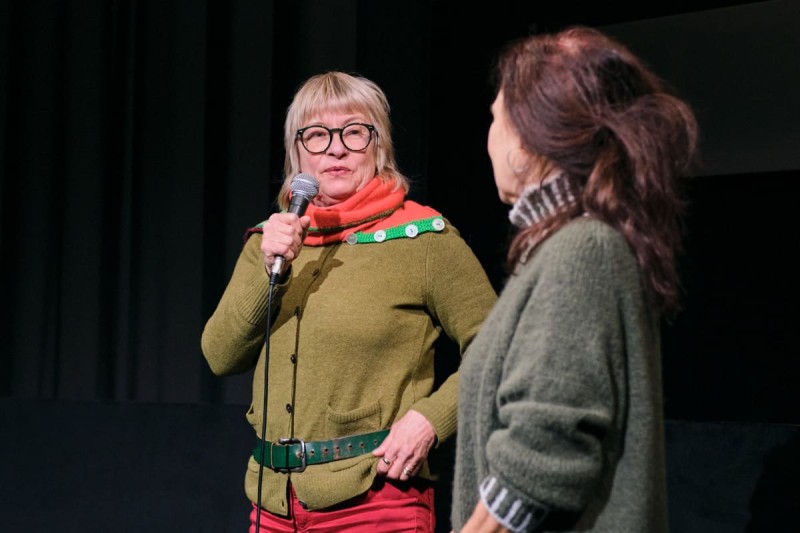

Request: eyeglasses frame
left=295, top=122, right=376, bottom=154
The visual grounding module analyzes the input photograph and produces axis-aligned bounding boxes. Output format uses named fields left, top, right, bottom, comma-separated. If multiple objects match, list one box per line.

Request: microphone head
left=290, top=173, right=320, bottom=199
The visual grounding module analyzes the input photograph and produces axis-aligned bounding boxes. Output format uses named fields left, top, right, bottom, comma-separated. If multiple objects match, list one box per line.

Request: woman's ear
left=506, top=146, right=531, bottom=175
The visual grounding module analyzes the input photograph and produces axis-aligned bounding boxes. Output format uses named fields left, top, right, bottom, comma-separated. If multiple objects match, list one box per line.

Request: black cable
left=255, top=274, right=279, bottom=533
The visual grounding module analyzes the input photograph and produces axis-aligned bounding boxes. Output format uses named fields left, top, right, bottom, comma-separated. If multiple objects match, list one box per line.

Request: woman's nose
left=327, top=133, right=348, bottom=155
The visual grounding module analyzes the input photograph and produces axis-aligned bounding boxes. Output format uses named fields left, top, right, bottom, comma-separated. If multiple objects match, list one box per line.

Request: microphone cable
left=255, top=275, right=278, bottom=533
left=254, top=174, right=317, bottom=532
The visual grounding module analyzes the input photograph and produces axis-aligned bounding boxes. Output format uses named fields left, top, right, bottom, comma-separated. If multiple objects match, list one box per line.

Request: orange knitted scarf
left=246, top=177, right=443, bottom=246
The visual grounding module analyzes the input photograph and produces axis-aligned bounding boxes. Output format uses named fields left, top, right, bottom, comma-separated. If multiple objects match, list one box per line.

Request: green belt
left=253, top=429, right=390, bottom=473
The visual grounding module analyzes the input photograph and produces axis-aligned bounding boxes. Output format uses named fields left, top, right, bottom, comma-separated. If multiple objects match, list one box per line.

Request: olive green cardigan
left=202, top=220, right=496, bottom=515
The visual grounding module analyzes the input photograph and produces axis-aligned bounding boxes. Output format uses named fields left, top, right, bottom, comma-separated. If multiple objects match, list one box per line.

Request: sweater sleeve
left=483, top=222, right=637, bottom=529
left=201, top=233, right=290, bottom=376
left=410, top=223, right=497, bottom=443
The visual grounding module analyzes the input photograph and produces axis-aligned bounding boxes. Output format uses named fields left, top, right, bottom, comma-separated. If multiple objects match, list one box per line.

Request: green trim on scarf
left=248, top=215, right=447, bottom=244
left=344, top=216, right=446, bottom=244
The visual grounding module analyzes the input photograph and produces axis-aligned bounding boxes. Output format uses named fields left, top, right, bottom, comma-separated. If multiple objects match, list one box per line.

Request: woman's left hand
left=373, top=409, right=436, bottom=480
left=459, top=501, right=512, bottom=532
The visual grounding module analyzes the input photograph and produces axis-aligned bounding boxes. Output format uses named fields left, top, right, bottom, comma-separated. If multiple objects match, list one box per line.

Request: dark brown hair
left=495, top=26, right=699, bottom=316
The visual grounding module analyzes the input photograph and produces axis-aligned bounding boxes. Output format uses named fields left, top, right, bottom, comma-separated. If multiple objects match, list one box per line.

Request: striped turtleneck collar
left=508, top=172, right=583, bottom=228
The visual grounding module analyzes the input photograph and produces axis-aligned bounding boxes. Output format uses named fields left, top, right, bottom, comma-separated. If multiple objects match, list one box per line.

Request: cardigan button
left=285, top=403, right=293, bottom=413
left=404, top=224, right=419, bottom=238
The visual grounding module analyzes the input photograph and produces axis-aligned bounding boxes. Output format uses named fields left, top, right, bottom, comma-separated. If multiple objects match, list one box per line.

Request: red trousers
left=249, top=477, right=435, bottom=533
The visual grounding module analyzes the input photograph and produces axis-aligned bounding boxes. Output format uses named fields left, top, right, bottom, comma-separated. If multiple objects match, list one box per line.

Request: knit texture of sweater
left=202, top=215, right=496, bottom=514
left=451, top=217, right=668, bottom=532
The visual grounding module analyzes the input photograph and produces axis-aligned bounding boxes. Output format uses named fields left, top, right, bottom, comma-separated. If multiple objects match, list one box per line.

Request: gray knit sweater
left=451, top=217, right=668, bottom=532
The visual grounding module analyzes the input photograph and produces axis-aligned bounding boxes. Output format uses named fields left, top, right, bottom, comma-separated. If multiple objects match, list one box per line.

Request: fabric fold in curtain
left=0, top=0, right=280, bottom=404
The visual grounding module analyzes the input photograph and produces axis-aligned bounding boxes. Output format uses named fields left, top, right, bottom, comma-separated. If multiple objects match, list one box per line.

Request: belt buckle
left=271, top=437, right=307, bottom=473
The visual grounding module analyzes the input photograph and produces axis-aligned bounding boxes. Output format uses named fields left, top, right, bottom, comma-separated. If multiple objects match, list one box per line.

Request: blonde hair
left=278, top=71, right=409, bottom=209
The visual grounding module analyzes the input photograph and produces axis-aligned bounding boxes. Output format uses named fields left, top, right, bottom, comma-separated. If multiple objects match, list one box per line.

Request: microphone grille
left=291, top=173, right=320, bottom=198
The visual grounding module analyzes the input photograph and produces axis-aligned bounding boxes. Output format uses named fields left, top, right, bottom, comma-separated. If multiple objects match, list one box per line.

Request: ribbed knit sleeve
left=201, top=234, right=288, bottom=376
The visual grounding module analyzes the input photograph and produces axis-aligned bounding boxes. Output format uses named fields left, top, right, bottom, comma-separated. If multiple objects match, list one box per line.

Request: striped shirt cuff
left=479, top=476, right=549, bottom=532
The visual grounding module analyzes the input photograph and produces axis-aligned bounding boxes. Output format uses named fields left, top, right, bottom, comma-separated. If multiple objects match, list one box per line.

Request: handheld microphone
left=270, top=173, right=320, bottom=278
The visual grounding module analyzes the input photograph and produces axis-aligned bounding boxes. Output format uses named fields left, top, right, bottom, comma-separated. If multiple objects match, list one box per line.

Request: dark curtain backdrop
left=0, top=0, right=439, bottom=405
left=1, top=0, right=276, bottom=404
left=2, top=0, right=799, bottom=421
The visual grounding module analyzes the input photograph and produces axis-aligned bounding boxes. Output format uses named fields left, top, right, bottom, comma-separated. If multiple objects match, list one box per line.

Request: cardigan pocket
left=324, top=399, right=384, bottom=472
left=324, top=399, right=384, bottom=436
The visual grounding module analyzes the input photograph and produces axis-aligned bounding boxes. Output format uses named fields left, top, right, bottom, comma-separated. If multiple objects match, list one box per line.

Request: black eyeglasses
left=296, top=123, right=376, bottom=154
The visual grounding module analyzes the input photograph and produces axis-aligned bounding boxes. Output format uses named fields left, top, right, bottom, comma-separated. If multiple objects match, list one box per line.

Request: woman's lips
left=324, top=167, right=350, bottom=176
